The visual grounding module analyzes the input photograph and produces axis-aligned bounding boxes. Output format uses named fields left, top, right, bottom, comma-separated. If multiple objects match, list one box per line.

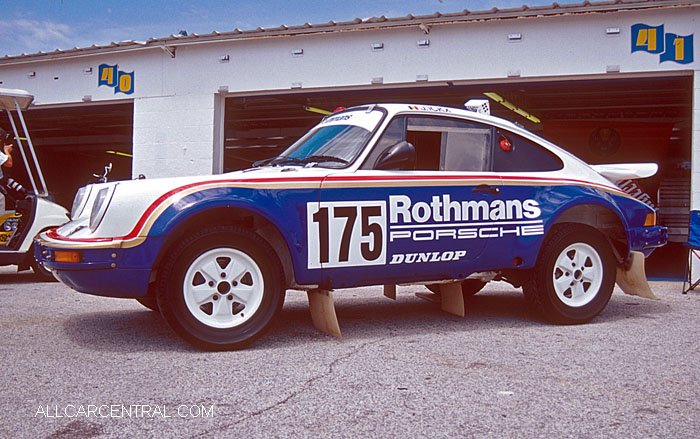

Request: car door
left=312, top=114, right=504, bottom=289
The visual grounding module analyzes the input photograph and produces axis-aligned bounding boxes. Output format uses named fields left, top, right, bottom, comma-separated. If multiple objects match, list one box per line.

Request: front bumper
left=33, top=234, right=162, bottom=298
left=627, top=225, right=668, bottom=257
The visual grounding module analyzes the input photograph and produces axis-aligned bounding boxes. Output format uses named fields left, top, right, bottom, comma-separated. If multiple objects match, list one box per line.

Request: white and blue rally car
left=35, top=103, right=667, bottom=350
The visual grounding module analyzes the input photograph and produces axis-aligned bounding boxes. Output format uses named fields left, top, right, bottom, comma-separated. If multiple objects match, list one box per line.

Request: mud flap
left=307, top=289, right=342, bottom=338
left=383, top=285, right=397, bottom=300
left=440, top=282, right=465, bottom=317
left=615, top=251, right=659, bottom=300
left=415, top=291, right=441, bottom=304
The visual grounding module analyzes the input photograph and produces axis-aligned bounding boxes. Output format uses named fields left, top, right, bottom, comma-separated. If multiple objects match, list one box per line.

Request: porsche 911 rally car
left=35, top=102, right=667, bottom=350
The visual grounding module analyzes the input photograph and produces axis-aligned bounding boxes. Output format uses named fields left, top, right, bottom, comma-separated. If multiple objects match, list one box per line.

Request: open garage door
left=223, top=73, right=693, bottom=279
left=0, top=102, right=133, bottom=209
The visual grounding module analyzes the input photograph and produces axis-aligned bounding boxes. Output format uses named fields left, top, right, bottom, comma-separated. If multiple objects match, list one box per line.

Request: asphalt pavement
left=1, top=266, right=699, bottom=439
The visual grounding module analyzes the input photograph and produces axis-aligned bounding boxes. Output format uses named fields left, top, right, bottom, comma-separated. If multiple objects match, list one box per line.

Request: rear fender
left=551, top=202, right=629, bottom=262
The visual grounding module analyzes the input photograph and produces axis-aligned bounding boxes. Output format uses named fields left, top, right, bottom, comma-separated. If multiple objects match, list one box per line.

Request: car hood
left=57, top=166, right=335, bottom=241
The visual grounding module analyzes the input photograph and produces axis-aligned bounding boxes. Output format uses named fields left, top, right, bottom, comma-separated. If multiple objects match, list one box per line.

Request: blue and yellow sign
left=631, top=23, right=694, bottom=64
left=98, top=64, right=135, bottom=94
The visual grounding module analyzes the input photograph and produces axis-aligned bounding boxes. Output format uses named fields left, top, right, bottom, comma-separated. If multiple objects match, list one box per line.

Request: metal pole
left=3, top=104, right=41, bottom=195
left=14, top=97, right=48, bottom=196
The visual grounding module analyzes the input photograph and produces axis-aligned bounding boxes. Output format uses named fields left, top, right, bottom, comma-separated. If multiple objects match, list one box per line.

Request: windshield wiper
left=252, top=157, right=276, bottom=167
left=266, top=155, right=349, bottom=167
left=268, top=156, right=306, bottom=166
left=302, top=155, right=349, bottom=165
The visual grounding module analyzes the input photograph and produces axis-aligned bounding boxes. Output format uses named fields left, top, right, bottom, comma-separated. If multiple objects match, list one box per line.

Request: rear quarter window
left=492, top=130, right=563, bottom=172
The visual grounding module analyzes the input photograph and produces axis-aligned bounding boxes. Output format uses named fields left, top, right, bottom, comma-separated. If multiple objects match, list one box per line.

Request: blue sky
left=0, top=0, right=555, bottom=57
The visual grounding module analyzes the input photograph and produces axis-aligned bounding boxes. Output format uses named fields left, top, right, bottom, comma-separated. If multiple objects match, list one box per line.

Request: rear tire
left=523, top=225, right=615, bottom=324
left=156, top=225, right=284, bottom=350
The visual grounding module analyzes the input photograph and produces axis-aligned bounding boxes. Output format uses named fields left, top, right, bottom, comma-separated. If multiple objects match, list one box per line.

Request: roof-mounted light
left=464, top=99, right=491, bottom=115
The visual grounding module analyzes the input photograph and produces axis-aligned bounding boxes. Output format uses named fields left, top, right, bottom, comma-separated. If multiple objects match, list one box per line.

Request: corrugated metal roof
left=2, top=0, right=698, bottom=64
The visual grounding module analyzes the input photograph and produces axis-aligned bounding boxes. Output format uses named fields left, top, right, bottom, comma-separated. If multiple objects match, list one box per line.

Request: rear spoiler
left=590, top=163, right=658, bottom=182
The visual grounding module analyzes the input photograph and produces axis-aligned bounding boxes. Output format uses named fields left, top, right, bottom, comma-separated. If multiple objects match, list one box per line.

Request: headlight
left=89, top=185, right=116, bottom=231
left=70, top=186, right=92, bottom=220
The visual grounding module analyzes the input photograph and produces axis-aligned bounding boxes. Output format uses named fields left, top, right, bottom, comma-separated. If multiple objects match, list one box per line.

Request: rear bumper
left=628, top=226, right=668, bottom=257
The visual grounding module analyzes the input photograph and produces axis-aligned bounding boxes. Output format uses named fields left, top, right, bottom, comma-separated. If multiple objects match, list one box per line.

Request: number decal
left=307, top=201, right=387, bottom=268
left=361, top=206, right=383, bottom=261
left=311, top=207, right=329, bottom=263
left=334, top=206, right=357, bottom=262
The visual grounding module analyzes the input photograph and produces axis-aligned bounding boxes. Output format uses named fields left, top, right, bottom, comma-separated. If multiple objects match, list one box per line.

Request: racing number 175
left=307, top=201, right=387, bottom=269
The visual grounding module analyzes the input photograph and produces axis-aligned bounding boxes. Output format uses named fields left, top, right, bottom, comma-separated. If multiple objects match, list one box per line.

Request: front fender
left=144, top=185, right=320, bottom=285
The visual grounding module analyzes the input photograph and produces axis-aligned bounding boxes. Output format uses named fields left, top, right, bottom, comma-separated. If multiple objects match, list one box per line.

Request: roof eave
left=1, top=0, right=698, bottom=65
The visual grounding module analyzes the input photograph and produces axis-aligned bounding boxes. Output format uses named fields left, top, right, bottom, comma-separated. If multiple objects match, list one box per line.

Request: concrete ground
left=0, top=266, right=698, bottom=438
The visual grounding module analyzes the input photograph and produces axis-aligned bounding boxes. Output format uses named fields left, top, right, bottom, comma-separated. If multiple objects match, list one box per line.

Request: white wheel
left=182, top=248, right=264, bottom=329
left=552, top=242, right=603, bottom=308
left=157, top=225, right=284, bottom=350
left=523, top=225, right=615, bottom=324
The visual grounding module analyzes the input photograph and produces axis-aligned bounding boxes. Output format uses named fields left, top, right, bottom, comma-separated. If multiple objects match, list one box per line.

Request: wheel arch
left=550, top=203, right=628, bottom=262
left=149, top=204, right=295, bottom=292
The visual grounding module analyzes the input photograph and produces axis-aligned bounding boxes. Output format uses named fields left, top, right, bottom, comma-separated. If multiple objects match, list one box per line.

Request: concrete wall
left=132, top=94, right=216, bottom=177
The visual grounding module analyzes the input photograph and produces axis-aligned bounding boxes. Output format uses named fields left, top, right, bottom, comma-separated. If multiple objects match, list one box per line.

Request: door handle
left=472, top=184, right=500, bottom=195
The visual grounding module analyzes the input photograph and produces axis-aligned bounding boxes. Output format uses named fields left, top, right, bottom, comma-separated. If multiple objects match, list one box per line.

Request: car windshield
left=259, top=108, right=384, bottom=168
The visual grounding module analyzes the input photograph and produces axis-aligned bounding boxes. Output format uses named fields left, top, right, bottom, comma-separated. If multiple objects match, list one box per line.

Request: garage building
left=0, top=0, right=698, bottom=279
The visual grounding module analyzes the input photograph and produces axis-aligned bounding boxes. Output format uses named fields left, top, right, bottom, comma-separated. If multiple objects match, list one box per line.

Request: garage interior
left=224, top=73, right=693, bottom=279
left=0, top=101, right=133, bottom=209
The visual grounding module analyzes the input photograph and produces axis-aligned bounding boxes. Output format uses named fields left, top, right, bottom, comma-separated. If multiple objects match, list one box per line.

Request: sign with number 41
left=631, top=23, right=693, bottom=65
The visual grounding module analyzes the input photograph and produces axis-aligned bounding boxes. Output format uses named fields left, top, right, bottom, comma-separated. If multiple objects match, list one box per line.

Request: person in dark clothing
left=0, top=127, right=28, bottom=202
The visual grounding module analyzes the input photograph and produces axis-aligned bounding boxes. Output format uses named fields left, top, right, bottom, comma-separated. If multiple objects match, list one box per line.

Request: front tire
left=523, top=225, right=615, bottom=324
left=156, top=225, right=284, bottom=350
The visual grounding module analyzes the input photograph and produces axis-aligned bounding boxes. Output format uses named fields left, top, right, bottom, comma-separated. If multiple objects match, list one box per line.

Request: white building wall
left=132, top=93, right=215, bottom=177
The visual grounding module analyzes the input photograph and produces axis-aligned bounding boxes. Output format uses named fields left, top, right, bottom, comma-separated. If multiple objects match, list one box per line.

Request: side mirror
left=374, top=141, right=416, bottom=170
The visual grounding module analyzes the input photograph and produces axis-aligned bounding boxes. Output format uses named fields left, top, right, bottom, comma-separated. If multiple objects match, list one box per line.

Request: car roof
left=338, top=103, right=531, bottom=135
left=335, top=102, right=606, bottom=180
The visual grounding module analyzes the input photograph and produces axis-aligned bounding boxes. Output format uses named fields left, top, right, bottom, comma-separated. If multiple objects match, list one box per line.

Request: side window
left=362, top=117, right=406, bottom=169
left=406, top=116, right=492, bottom=171
left=492, top=130, right=563, bottom=172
